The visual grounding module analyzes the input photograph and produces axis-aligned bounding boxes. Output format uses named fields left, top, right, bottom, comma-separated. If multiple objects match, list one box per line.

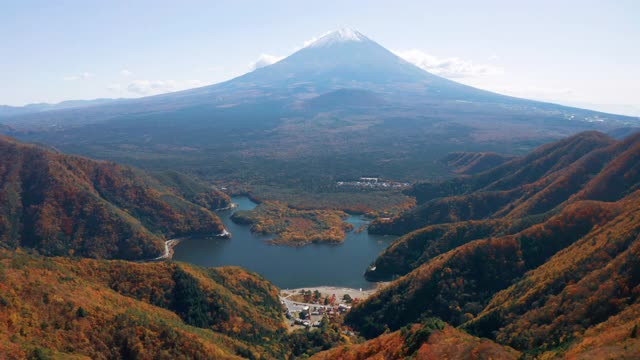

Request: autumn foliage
left=0, top=136, right=227, bottom=260
left=370, top=131, right=622, bottom=235
left=0, top=250, right=289, bottom=359
left=311, top=319, right=519, bottom=360
left=440, top=151, right=514, bottom=175
left=348, top=131, right=640, bottom=358
left=231, top=201, right=354, bottom=246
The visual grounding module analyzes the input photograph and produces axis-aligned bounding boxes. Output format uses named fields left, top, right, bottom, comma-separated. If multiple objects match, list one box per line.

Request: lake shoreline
left=150, top=227, right=231, bottom=262
left=172, top=196, right=397, bottom=289
left=280, top=283, right=388, bottom=303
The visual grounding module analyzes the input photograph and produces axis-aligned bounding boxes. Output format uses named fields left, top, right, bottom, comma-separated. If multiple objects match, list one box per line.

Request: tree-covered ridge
left=346, top=131, right=640, bottom=358
left=370, top=131, right=638, bottom=235
left=70, top=260, right=286, bottom=343
left=439, top=151, right=515, bottom=175
left=0, top=250, right=289, bottom=359
left=152, top=170, right=231, bottom=210
left=350, top=199, right=622, bottom=337
left=311, top=318, right=519, bottom=360
left=465, top=191, right=640, bottom=354
left=230, top=201, right=354, bottom=246
left=0, top=136, right=227, bottom=260
left=367, top=131, right=640, bottom=282
left=0, top=250, right=379, bottom=359
left=367, top=199, right=619, bottom=281
left=366, top=215, right=549, bottom=281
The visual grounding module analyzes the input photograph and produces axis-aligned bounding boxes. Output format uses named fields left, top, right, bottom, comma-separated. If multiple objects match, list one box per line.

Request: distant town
left=336, top=177, right=411, bottom=189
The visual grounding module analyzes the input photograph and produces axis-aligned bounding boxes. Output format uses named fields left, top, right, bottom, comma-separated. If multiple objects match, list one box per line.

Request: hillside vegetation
left=0, top=136, right=228, bottom=260
left=439, top=151, right=515, bottom=175
left=2, top=131, right=640, bottom=359
left=231, top=202, right=354, bottom=246
left=0, top=250, right=288, bottom=359
left=311, top=318, right=519, bottom=360
left=345, top=131, right=640, bottom=358
left=370, top=131, right=621, bottom=235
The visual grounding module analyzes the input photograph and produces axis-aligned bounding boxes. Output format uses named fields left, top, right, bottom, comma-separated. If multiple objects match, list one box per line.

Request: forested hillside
left=439, top=151, right=515, bottom=175
left=0, top=250, right=287, bottom=359
left=0, top=136, right=228, bottom=260
left=2, top=131, right=640, bottom=359
left=343, top=130, right=640, bottom=358
left=369, top=131, right=636, bottom=235
left=311, top=318, right=519, bottom=360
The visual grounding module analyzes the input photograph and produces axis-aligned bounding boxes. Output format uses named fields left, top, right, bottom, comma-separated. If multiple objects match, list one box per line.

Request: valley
left=2, top=121, right=640, bottom=359
left=0, top=19, right=639, bottom=359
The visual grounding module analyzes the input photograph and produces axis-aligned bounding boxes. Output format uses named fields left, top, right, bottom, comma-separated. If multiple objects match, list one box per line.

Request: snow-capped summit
left=222, top=27, right=441, bottom=90
left=307, top=28, right=369, bottom=48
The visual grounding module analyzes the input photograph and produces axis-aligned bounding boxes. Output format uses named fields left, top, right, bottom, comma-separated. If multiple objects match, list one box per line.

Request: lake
left=172, top=196, right=397, bottom=289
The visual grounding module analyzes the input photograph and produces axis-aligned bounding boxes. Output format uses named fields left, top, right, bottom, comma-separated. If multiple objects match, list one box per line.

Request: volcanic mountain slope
left=4, top=29, right=633, bottom=130
left=5, top=30, right=637, bottom=188
left=0, top=99, right=117, bottom=119
left=0, top=136, right=228, bottom=260
left=345, top=132, right=640, bottom=358
left=0, top=250, right=287, bottom=359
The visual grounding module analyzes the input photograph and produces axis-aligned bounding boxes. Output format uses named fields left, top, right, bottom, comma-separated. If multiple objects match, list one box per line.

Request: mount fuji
left=172, top=28, right=571, bottom=107
left=3, top=28, right=638, bottom=182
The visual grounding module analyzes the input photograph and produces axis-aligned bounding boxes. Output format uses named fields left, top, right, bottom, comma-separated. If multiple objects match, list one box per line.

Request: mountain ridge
left=0, top=136, right=228, bottom=260
left=343, top=131, right=640, bottom=358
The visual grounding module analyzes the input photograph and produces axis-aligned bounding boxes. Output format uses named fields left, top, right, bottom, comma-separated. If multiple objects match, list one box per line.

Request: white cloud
left=245, top=31, right=505, bottom=79
left=393, top=49, right=504, bottom=78
left=120, top=69, right=132, bottom=76
left=302, top=31, right=332, bottom=47
left=63, top=72, right=94, bottom=81
left=247, top=31, right=338, bottom=71
left=249, top=53, right=285, bottom=70
left=125, top=79, right=207, bottom=95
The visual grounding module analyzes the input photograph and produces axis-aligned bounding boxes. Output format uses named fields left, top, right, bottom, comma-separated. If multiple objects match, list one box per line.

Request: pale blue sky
left=2, top=0, right=639, bottom=115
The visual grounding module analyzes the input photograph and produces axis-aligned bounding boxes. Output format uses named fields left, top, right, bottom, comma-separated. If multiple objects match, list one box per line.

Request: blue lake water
left=172, top=196, right=396, bottom=289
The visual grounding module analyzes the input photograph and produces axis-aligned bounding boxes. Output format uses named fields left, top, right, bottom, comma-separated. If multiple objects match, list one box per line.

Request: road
left=152, top=238, right=183, bottom=261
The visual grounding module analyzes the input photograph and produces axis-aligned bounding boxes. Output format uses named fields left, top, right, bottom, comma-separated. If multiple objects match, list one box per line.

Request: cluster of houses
left=336, top=177, right=410, bottom=189
left=285, top=303, right=352, bottom=329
